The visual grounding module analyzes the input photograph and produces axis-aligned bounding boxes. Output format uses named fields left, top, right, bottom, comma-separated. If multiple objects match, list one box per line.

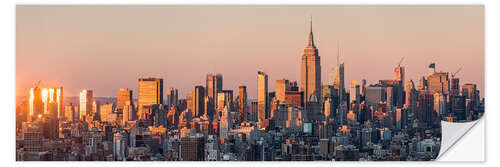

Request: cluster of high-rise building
left=16, top=19, right=484, bottom=161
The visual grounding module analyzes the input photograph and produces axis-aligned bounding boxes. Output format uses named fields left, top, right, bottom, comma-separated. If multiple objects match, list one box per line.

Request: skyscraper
left=122, top=101, right=136, bottom=125
left=100, top=103, right=114, bottom=122
left=28, top=86, right=63, bottom=122
left=204, top=96, right=215, bottom=120
left=64, top=103, right=75, bottom=121
left=365, top=86, right=386, bottom=110
left=117, top=88, right=133, bottom=111
left=419, top=76, right=428, bottom=90
left=187, top=91, right=194, bottom=112
left=428, top=73, right=450, bottom=95
left=462, top=83, right=479, bottom=113
left=238, top=85, right=247, bottom=123
left=276, top=79, right=290, bottom=103
left=138, top=78, right=163, bottom=111
left=405, top=80, right=417, bottom=114
left=167, top=88, right=179, bottom=107
left=92, top=100, right=100, bottom=116
left=250, top=101, right=258, bottom=122
left=333, top=63, right=344, bottom=104
left=428, top=63, right=436, bottom=76
left=79, top=89, right=93, bottom=119
left=193, top=86, right=205, bottom=117
left=300, top=17, right=321, bottom=106
left=349, top=80, right=360, bottom=104
left=462, top=84, right=478, bottom=100
left=28, top=87, right=43, bottom=122
left=258, top=71, right=269, bottom=121
left=394, top=65, right=405, bottom=86
left=417, top=91, right=435, bottom=126
left=180, top=136, right=205, bottom=161
left=22, top=122, right=43, bottom=152
left=393, top=65, right=405, bottom=107
left=450, top=78, right=460, bottom=96
left=216, top=90, right=233, bottom=119
left=433, top=93, right=446, bottom=115
left=427, top=63, right=450, bottom=95
left=113, top=131, right=128, bottom=161
left=206, top=73, right=223, bottom=100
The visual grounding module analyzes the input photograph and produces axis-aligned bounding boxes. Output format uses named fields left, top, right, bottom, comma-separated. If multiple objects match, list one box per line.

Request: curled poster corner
left=438, top=118, right=484, bottom=161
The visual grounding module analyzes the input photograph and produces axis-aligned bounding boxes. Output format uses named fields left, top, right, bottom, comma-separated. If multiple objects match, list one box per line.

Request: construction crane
left=397, top=57, right=405, bottom=66
left=451, top=67, right=462, bottom=78
left=33, top=80, right=41, bottom=88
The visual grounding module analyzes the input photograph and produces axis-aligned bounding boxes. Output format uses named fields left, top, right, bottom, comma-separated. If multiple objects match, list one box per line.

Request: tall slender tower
left=238, top=85, right=247, bottom=123
left=333, top=64, right=344, bottom=103
left=393, top=65, right=405, bottom=107
left=206, top=73, right=223, bottom=110
left=206, top=73, right=223, bottom=99
left=257, top=71, right=268, bottom=121
left=394, top=66, right=405, bottom=86
left=300, top=16, right=321, bottom=106
left=332, top=41, right=345, bottom=106
left=79, top=89, right=93, bottom=120
left=193, top=86, right=205, bottom=117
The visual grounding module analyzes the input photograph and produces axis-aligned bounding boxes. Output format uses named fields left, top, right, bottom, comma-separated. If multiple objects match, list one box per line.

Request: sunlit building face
left=29, top=88, right=34, bottom=116
left=79, top=89, right=93, bottom=119
left=41, top=88, right=48, bottom=114
left=28, top=87, right=63, bottom=121
left=138, top=78, right=163, bottom=112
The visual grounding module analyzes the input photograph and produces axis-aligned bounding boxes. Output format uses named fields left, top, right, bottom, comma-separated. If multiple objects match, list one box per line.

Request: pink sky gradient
left=16, top=5, right=484, bottom=99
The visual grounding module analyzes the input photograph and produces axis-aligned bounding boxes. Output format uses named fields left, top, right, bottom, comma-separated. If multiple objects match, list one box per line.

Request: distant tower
left=332, top=41, right=345, bottom=106
left=206, top=73, right=223, bottom=99
left=333, top=63, right=345, bottom=104
left=427, top=63, right=450, bottom=95
left=393, top=64, right=405, bottom=107
left=405, top=80, right=417, bottom=114
left=257, top=71, right=269, bottom=121
left=349, top=80, right=360, bottom=104
left=167, top=88, right=179, bottom=107
left=419, top=76, right=427, bottom=90
left=300, top=16, right=322, bottom=106
left=117, top=88, right=133, bottom=111
left=238, top=85, right=247, bottom=123
left=450, top=78, right=460, bottom=96
left=394, top=66, right=405, bottom=86
left=428, top=63, right=436, bottom=76
left=276, top=79, right=290, bottom=103
left=138, top=77, right=163, bottom=107
left=193, top=86, right=205, bottom=117
left=79, top=89, right=93, bottom=119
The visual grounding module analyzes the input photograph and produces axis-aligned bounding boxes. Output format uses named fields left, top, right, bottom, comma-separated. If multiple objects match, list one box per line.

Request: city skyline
left=16, top=6, right=484, bottom=99
left=15, top=5, right=484, bottom=161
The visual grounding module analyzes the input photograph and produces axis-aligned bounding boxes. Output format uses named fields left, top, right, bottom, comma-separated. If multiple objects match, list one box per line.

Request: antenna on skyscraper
left=33, top=80, right=41, bottom=89
left=310, top=15, right=313, bottom=33
left=397, top=57, right=405, bottom=67
left=337, top=40, right=340, bottom=66
left=452, top=67, right=462, bottom=78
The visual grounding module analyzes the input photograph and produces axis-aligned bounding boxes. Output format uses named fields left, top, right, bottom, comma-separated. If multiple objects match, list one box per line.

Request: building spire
left=310, top=15, right=313, bottom=33
left=308, top=15, right=315, bottom=47
left=337, top=41, right=340, bottom=66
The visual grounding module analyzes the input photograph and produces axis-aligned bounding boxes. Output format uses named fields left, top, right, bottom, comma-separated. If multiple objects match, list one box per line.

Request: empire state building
left=301, top=17, right=321, bottom=106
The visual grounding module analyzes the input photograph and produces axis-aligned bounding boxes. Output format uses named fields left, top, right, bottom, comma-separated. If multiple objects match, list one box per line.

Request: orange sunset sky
left=16, top=5, right=484, bottom=99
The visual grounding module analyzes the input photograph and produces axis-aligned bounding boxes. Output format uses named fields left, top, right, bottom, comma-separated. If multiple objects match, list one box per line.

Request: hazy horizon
left=16, top=5, right=484, bottom=100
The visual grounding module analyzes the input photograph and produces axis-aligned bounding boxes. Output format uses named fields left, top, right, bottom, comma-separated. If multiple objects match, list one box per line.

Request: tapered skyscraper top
left=307, top=16, right=316, bottom=48
left=301, top=16, right=321, bottom=108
